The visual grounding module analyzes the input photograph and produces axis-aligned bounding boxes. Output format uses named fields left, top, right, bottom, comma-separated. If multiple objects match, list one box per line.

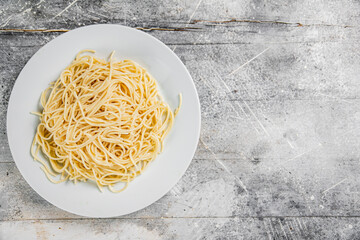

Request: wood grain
left=1, top=0, right=360, bottom=239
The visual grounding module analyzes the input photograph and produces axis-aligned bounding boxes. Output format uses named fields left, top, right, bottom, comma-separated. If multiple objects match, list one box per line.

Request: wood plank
left=1, top=152, right=360, bottom=220
left=1, top=217, right=360, bottom=240
left=0, top=0, right=359, bottom=30
left=1, top=0, right=360, bottom=48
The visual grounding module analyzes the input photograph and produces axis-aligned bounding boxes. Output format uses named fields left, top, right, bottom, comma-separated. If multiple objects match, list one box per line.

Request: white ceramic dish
left=7, top=24, right=201, bottom=217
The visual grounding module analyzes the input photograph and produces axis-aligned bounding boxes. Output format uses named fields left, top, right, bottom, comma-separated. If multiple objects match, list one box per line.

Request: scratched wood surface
left=1, top=0, right=360, bottom=239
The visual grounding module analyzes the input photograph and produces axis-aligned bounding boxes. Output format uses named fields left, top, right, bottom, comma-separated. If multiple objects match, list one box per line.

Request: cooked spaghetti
left=31, top=50, right=181, bottom=192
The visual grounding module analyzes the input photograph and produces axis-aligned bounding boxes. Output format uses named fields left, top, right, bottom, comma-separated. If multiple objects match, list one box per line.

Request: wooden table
left=1, top=0, right=360, bottom=239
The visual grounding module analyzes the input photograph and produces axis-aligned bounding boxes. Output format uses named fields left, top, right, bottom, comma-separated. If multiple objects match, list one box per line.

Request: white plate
left=7, top=24, right=201, bottom=217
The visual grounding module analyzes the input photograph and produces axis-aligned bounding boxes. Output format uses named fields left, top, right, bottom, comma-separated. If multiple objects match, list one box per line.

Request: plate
left=7, top=24, right=201, bottom=217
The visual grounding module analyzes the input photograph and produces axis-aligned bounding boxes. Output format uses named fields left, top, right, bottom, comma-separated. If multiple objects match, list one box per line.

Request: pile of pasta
left=31, top=50, right=180, bottom=192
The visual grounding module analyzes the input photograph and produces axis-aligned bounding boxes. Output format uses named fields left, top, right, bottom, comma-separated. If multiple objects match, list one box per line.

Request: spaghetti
left=31, top=50, right=181, bottom=192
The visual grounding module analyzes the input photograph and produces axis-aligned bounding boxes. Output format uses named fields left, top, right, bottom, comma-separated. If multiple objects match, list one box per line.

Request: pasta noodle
left=31, top=50, right=181, bottom=192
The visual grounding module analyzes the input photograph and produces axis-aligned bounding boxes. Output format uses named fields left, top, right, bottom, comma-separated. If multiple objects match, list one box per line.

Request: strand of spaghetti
left=174, top=93, right=182, bottom=117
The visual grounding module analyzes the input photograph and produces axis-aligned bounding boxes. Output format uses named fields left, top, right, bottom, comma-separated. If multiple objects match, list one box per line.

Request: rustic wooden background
left=1, top=0, right=360, bottom=239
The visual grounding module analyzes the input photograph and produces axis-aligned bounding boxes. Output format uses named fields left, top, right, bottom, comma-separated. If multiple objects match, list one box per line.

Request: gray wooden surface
left=1, top=0, right=360, bottom=239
